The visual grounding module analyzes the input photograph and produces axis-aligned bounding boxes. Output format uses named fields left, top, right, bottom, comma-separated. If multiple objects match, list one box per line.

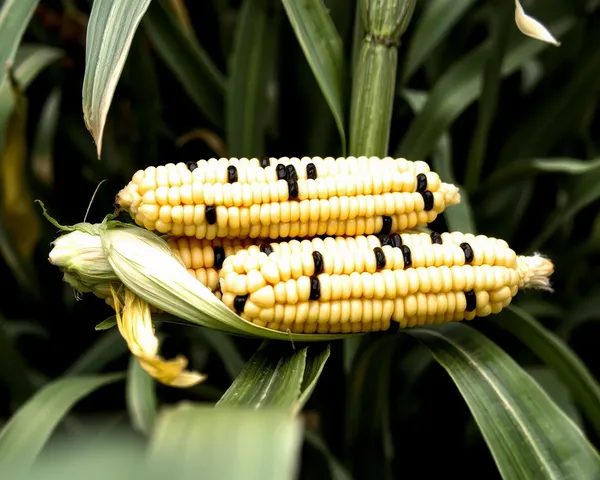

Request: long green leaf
left=296, top=343, right=330, bottom=413
left=64, top=329, right=129, bottom=376
left=126, top=355, right=157, bottom=435
left=346, top=335, right=397, bottom=480
left=408, top=323, right=600, bottom=479
left=0, top=315, right=36, bottom=409
left=0, top=373, right=124, bottom=474
left=82, top=0, right=153, bottom=157
left=31, top=88, right=61, bottom=187
left=0, top=0, right=39, bottom=92
left=216, top=342, right=307, bottom=409
left=401, top=0, right=475, bottom=82
left=143, top=0, right=225, bottom=128
left=190, top=327, right=245, bottom=380
left=527, top=162, right=600, bottom=251
left=498, top=24, right=600, bottom=166
left=281, top=0, right=347, bottom=152
left=148, top=403, right=303, bottom=480
left=481, top=157, right=600, bottom=192
left=402, top=89, right=475, bottom=232
left=498, top=306, right=600, bottom=437
left=226, top=0, right=276, bottom=156
left=464, top=1, right=511, bottom=191
left=395, top=18, right=575, bottom=160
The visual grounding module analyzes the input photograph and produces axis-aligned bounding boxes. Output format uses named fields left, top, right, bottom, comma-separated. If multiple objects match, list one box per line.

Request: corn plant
left=1, top=0, right=600, bottom=479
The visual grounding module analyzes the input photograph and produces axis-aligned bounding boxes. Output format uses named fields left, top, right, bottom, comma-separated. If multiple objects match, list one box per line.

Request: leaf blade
left=499, top=305, right=600, bottom=437
left=0, top=373, right=125, bottom=474
left=126, top=355, right=158, bottom=435
left=82, top=0, right=153, bottom=157
left=407, top=323, right=600, bottom=479
left=148, top=404, right=303, bottom=480
left=226, top=0, right=277, bottom=156
left=281, top=0, right=347, bottom=152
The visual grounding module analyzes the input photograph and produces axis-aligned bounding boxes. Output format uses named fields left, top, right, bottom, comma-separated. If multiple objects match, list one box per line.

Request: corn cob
left=116, top=156, right=461, bottom=240
left=217, top=233, right=554, bottom=334
left=166, top=236, right=262, bottom=296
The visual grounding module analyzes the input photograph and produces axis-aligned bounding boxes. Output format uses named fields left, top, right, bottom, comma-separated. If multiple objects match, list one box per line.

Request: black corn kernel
left=312, top=251, right=324, bottom=275
left=306, top=163, right=317, bottom=179
left=213, top=246, right=226, bottom=269
left=309, top=277, right=321, bottom=300
left=380, top=216, right=392, bottom=235
left=421, top=191, right=434, bottom=211
left=430, top=231, right=443, bottom=245
left=379, top=234, right=391, bottom=247
left=227, top=165, right=238, bottom=183
left=276, top=164, right=287, bottom=180
left=286, top=164, right=298, bottom=181
left=186, top=161, right=198, bottom=171
left=401, top=245, right=412, bottom=268
left=288, top=179, right=299, bottom=199
left=416, top=173, right=427, bottom=193
left=465, top=290, right=476, bottom=312
left=233, top=294, right=249, bottom=313
left=374, top=247, right=386, bottom=269
left=390, top=233, right=403, bottom=248
left=259, top=243, right=273, bottom=255
left=205, top=205, right=217, bottom=224
left=460, top=242, right=474, bottom=264
left=260, top=157, right=271, bottom=168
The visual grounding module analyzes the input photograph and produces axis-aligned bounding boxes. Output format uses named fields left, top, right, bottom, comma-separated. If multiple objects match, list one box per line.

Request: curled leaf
left=514, top=0, right=561, bottom=46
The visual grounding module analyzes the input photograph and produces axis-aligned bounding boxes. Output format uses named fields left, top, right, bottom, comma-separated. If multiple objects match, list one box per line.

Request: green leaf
left=189, top=328, right=245, bottom=381
left=143, top=0, right=225, bottom=128
left=0, top=315, right=36, bottom=409
left=402, top=89, right=476, bottom=232
left=281, top=0, right=347, bottom=152
left=401, top=0, right=476, bottom=82
left=346, top=335, right=396, bottom=480
left=31, top=88, right=61, bottom=187
left=526, top=367, right=583, bottom=428
left=226, top=0, right=277, bottom=156
left=0, top=373, right=125, bottom=475
left=0, top=0, right=40, bottom=92
left=148, top=403, right=303, bottom=480
left=464, top=2, right=512, bottom=191
left=126, top=355, right=158, bottom=435
left=498, top=306, right=600, bottom=437
left=82, top=0, right=153, bottom=157
left=296, top=343, right=330, bottom=413
left=64, top=329, right=129, bottom=376
left=395, top=18, right=576, bottom=160
left=216, top=342, right=308, bottom=409
left=481, top=157, right=600, bottom=193
left=498, top=24, right=600, bottom=166
left=304, top=430, right=353, bottom=480
left=408, top=323, right=600, bottom=479
left=527, top=162, right=600, bottom=251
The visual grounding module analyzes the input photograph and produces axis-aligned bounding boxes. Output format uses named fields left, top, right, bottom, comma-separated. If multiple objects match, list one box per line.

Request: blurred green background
left=1, top=0, right=600, bottom=478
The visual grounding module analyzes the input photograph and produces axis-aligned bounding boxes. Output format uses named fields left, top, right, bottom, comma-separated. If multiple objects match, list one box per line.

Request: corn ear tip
left=519, top=252, right=555, bottom=292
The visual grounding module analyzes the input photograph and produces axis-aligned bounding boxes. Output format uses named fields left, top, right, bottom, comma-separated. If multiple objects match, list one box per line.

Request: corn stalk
left=349, top=0, right=415, bottom=156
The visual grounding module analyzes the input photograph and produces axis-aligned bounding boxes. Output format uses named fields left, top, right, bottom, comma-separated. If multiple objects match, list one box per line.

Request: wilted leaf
left=0, top=77, right=41, bottom=261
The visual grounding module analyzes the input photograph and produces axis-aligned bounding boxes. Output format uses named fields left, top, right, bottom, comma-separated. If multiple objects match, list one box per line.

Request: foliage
left=1, top=0, right=600, bottom=478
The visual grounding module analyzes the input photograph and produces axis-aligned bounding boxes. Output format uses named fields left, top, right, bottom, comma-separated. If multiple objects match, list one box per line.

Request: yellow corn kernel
left=217, top=233, right=554, bottom=333
left=116, top=157, right=461, bottom=239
